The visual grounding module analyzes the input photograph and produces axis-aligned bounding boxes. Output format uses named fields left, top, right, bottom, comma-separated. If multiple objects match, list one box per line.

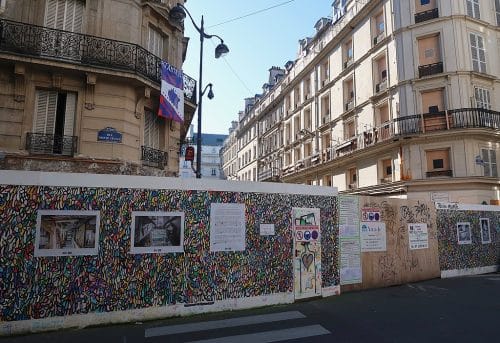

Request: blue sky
left=182, top=1, right=333, bottom=134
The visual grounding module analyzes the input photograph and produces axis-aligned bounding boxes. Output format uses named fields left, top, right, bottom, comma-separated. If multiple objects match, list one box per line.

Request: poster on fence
left=360, top=222, right=387, bottom=252
left=130, top=212, right=184, bottom=254
left=339, top=196, right=362, bottom=285
left=34, top=210, right=100, bottom=257
left=408, top=223, right=429, bottom=250
left=210, top=203, right=246, bottom=252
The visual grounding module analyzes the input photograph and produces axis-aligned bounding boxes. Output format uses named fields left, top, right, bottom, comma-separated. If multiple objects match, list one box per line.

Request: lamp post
left=170, top=3, right=229, bottom=179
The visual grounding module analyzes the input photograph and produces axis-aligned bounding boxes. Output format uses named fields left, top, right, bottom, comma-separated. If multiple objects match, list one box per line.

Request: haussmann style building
left=222, top=0, right=500, bottom=204
left=0, top=0, right=196, bottom=177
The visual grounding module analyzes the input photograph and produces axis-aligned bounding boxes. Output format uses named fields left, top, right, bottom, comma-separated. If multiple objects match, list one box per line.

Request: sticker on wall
left=210, top=203, right=246, bottom=252
left=480, top=218, right=491, bottom=244
left=457, top=222, right=472, bottom=245
left=292, top=207, right=322, bottom=299
left=361, top=207, right=381, bottom=222
left=34, top=210, right=100, bottom=257
left=408, top=223, right=429, bottom=250
left=130, top=211, right=184, bottom=254
left=360, top=222, right=387, bottom=252
left=259, top=223, right=275, bottom=236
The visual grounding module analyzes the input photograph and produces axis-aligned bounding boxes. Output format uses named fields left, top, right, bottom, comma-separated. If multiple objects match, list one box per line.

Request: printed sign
left=408, top=223, right=429, bottom=250
left=361, top=208, right=381, bottom=222
left=210, top=203, right=246, bottom=252
left=260, top=223, right=275, bottom=236
left=97, top=127, right=122, bottom=143
left=360, top=222, right=387, bottom=252
left=457, top=222, right=472, bottom=245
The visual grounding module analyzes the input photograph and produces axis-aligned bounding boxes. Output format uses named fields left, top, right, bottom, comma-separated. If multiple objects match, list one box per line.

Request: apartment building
left=221, top=120, right=239, bottom=180
left=222, top=0, right=500, bottom=204
left=0, top=0, right=196, bottom=176
left=179, top=130, right=227, bottom=179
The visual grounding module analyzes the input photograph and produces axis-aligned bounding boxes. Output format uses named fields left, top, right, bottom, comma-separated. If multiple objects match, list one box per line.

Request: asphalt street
left=2, top=273, right=499, bottom=343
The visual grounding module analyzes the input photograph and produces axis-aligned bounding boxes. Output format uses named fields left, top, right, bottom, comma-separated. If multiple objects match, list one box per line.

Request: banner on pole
left=158, top=61, right=184, bottom=123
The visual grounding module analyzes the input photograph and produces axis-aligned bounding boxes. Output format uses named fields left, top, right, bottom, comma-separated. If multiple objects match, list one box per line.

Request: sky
left=182, top=0, right=333, bottom=135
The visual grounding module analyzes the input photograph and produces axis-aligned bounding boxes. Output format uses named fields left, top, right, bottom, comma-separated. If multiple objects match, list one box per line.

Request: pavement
left=2, top=273, right=499, bottom=343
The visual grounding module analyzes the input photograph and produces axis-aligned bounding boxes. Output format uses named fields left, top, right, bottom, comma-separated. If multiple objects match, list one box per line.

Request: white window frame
left=466, top=0, right=480, bottom=19
left=469, top=32, right=486, bottom=73
left=474, top=87, right=491, bottom=109
left=481, top=148, right=498, bottom=177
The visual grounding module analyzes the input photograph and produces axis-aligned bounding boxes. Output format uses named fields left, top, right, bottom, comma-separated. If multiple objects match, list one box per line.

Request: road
left=2, top=273, right=499, bottom=343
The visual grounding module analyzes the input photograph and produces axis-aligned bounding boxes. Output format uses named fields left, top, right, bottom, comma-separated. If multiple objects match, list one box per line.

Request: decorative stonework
left=14, top=64, right=25, bottom=102
left=85, top=73, right=96, bottom=110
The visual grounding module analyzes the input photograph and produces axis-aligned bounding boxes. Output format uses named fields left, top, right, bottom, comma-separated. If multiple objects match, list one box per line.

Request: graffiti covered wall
left=0, top=172, right=338, bottom=335
left=436, top=203, right=500, bottom=277
left=341, top=196, right=440, bottom=292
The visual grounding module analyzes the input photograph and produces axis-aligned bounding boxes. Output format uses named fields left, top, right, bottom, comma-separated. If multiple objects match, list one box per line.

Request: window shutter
left=482, top=149, right=491, bottom=177
left=45, top=0, right=57, bottom=28
left=45, top=0, right=84, bottom=33
left=34, top=90, right=58, bottom=134
left=64, top=92, right=76, bottom=136
left=490, top=150, right=498, bottom=177
left=144, top=110, right=152, bottom=147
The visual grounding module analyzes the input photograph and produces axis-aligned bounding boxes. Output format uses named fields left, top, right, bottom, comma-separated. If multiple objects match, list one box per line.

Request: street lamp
left=170, top=3, right=229, bottom=179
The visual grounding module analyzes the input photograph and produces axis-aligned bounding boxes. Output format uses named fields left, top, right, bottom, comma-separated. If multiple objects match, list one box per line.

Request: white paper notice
left=340, top=239, right=362, bottom=284
left=408, top=223, right=429, bottom=250
left=360, top=222, right=387, bottom=252
left=210, top=203, right=246, bottom=252
left=339, top=196, right=360, bottom=239
left=260, top=223, right=275, bottom=236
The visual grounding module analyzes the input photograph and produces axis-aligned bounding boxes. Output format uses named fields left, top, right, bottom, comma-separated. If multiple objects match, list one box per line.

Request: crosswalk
left=144, top=311, right=330, bottom=342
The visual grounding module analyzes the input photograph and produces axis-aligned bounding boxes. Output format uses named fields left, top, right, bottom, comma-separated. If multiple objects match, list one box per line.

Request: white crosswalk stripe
left=186, top=325, right=331, bottom=343
left=144, top=310, right=331, bottom=342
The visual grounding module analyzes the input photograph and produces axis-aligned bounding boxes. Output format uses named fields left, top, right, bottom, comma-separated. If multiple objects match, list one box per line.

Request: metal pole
left=196, top=16, right=204, bottom=178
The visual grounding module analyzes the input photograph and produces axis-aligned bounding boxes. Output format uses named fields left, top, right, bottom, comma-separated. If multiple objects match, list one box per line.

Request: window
left=211, top=168, right=217, bottom=176
left=482, top=149, right=498, bottom=177
left=470, top=33, right=486, bottom=73
left=381, top=158, right=392, bottom=182
left=466, top=0, right=480, bottom=19
left=496, top=0, right=500, bottom=25
left=34, top=89, right=76, bottom=137
left=426, top=149, right=451, bottom=177
left=144, top=110, right=160, bottom=149
left=373, top=11, right=385, bottom=44
left=474, top=87, right=491, bottom=109
left=418, top=35, right=441, bottom=66
left=348, top=167, right=357, bottom=188
left=344, top=40, right=353, bottom=68
left=148, top=26, right=164, bottom=58
left=421, top=89, right=444, bottom=113
left=45, top=0, right=85, bottom=33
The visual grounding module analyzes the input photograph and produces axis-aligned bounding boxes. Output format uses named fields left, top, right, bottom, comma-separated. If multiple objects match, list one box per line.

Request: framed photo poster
left=34, top=210, right=100, bottom=257
left=130, top=211, right=184, bottom=254
left=480, top=218, right=491, bottom=244
left=456, top=222, right=472, bottom=245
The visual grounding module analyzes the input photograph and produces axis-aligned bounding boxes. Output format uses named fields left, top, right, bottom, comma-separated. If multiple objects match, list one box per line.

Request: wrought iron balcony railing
left=282, top=108, right=499, bottom=177
left=414, top=7, right=439, bottom=24
left=141, top=145, right=168, bottom=169
left=26, top=132, right=78, bottom=157
left=426, top=170, right=453, bottom=178
left=0, top=19, right=196, bottom=103
left=418, top=62, right=443, bottom=78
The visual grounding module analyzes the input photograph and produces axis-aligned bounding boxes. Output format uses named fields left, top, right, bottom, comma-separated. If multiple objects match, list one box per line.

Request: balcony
left=141, top=146, right=168, bottom=169
left=418, top=62, right=443, bottom=78
left=426, top=170, right=453, bottom=178
left=0, top=19, right=196, bottom=103
left=375, top=79, right=387, bottom=93
left=343, top=58, right=354, bottom=69
left=279, top=108, right=499, bottom=177
left=26, top=132, right=78, bottom=157
left=373, top=32, right=385, bottom=45
left=345, top=99, right=354, bottom=112
left=414, top=8, right=439, bottom=24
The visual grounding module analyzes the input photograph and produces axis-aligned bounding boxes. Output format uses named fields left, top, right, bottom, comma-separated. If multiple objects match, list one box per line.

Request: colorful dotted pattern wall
left=437, top=209, right=499, bottom=271
left=0, top=185, right=338, bottom=322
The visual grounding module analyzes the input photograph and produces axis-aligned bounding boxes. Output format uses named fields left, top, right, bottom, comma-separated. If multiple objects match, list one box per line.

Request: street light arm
left=175, top=3, right=213, bottom=39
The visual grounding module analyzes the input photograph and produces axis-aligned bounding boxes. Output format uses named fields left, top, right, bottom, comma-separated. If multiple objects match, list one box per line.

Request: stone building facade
left=222, top=0, right=500, bottom=204
left=0, top=0, right=196, bottom=176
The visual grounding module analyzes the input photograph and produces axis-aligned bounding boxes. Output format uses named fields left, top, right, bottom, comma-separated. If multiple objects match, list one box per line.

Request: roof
left=193, top=133, right=228, bottom=146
